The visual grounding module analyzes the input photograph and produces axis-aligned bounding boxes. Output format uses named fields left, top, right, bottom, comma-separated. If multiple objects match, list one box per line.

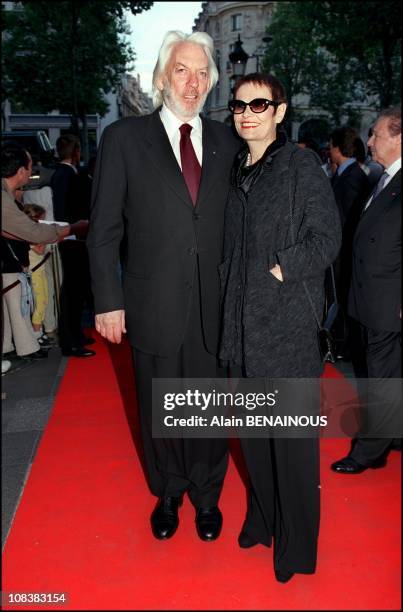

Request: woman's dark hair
left=298, top=137, right=320, bottom=155
left=1, top=142, right=30, bottom=178
left=233, top=72, right=287, bottom=115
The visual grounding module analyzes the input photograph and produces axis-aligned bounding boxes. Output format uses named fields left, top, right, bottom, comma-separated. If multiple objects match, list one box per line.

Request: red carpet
left=2, top=336, right=401, bottom=610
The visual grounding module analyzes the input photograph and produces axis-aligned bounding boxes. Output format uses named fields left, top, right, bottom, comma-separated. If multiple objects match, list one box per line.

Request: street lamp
left=228, top=34, right=249, bottom=78
left=228, top=34, right=273, bottom=88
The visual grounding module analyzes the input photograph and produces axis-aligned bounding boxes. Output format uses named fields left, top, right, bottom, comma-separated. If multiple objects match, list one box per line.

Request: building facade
left=193, top=1, right=275, bottom=123
left=193, top=1, right=378, bottom=143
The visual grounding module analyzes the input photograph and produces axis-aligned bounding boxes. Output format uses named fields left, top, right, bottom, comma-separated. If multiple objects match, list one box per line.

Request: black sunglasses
left=228, top=98, right=280, bottom=114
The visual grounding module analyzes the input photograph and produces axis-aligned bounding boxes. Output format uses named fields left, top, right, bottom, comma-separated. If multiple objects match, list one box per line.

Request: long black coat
left=348, top=169, right=401, bottom=332
left=219, top=140, right=341, bottom=378
left=87, top=109, right=239, bottom=356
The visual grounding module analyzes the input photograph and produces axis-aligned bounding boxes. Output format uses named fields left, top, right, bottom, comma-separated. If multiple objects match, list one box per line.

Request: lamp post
left=228, top=34, right=248, bottom=95
left=228, top=34, right=273, bottom=93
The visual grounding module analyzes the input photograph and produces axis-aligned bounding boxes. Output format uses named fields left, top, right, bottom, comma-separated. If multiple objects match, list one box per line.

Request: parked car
left=1, top=130, right=56, bottom=167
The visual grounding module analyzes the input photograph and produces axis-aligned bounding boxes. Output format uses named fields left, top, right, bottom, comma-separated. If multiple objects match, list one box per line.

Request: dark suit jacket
left=86, top=109, right=240, bottom=357
left=51, top=163, right=89, bottom=223
left=331, top=161, right=371, bottom=226
left=348, top=169, right=401, bottom=332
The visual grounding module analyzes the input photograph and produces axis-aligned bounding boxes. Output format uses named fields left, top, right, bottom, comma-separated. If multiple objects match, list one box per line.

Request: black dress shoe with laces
left=331, top=455, right=387, bottom=474
left=61, top=347, right=96, bottom=357
left=275, top=570, right=295, bottom=583
left=151, top=496, right=181, bottom=540
left=195, top=506, right=223, bottom=541
left=238, top=531, right=258, bottom=548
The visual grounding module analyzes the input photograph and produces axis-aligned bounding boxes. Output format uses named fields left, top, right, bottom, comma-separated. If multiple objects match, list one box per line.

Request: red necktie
left=179, top=123, right=201, bottom=206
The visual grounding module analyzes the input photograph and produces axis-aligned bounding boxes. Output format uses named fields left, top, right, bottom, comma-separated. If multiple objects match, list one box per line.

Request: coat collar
left=143, top=108, right=225, bottom=209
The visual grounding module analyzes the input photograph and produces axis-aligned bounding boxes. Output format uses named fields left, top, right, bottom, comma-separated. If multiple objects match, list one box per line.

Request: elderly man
left=331, top=105, right=401, bottom=474
left=87, top=31, right=239, bottom=540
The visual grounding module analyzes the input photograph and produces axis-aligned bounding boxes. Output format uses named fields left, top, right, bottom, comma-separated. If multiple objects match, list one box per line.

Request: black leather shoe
left=22, top=348, right=49, bottom=359
left=238, top=531, right=258, bottom=548
left=195, top=506, right=223, bottom=541
left=275, top=570, right=295, bottom=583
left=331, top=455, right=386, bottom=474
left=151, top=496, right=181, bottom=540
left=62, top=347, right=96, bottom=357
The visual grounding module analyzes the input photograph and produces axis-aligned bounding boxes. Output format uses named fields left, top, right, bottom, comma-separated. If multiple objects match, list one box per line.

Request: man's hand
left=95, top=309, right=126, bottom=344
left=269, top=264, right=283, bottom=281
left=69, top=219, right=89, bottom=240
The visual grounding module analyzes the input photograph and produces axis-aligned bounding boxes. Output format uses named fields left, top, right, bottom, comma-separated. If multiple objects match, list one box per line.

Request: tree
left=2, top=0, right=153, bottom=160
left=261, top=1, right=401, bottom=133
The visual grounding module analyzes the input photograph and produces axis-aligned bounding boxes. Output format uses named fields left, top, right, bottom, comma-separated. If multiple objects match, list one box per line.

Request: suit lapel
left=196, top=117, right=226, bottom=208
left=143, top=111, right=230, bottom=210
left=355, top=169, right=401, bottom=237
left=144, top=109, right=193, bottom=208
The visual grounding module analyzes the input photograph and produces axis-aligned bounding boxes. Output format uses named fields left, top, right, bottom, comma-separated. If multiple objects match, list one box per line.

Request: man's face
left=367, top=117, right=401, bottom=168
left=160, top=41, right=210, bottom=121
left=17, top=153, right=33, bottom=188
left=329, top=139, right=340, bottom=165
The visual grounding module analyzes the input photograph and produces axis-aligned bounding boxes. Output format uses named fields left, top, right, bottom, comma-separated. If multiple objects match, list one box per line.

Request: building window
left=231, top=14, right=242, bottom=31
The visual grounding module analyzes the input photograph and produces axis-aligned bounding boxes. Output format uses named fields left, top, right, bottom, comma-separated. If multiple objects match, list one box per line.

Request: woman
left=219, top=74, right=341, bottom=582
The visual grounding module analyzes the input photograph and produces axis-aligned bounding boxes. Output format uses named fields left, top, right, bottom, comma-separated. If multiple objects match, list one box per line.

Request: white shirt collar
left=385, top=157, right=401, bottom=179
left=160, top=103, right=202, bottom=139
left=60, top=161, right=78, bottom=174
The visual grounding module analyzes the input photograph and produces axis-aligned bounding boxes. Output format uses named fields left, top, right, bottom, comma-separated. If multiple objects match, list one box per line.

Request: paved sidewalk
left=2, top=347, right=67, bottom=548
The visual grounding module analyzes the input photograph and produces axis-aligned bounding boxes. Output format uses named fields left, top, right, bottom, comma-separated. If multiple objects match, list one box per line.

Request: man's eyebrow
left=174, top=62, right=208, bottom=70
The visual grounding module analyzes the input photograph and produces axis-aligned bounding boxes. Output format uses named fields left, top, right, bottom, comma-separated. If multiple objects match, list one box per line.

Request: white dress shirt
left=364, top=157, right=401, bottom=210
left=159, top=103, right=203, bottom=169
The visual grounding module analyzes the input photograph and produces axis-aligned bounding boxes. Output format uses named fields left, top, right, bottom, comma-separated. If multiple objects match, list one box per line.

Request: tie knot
left=180, top=123, right=192, bottom=137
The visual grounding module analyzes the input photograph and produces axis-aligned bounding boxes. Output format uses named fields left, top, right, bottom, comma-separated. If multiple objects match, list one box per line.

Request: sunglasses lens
left=229, top=100, right=246, bottom=114
left=250, top=99, right=269, bottom=113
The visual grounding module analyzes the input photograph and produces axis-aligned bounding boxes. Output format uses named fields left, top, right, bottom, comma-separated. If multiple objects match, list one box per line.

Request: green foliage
left=261, top=1, right=401, bottom=130
left=2, top=0, right=153, bottom=119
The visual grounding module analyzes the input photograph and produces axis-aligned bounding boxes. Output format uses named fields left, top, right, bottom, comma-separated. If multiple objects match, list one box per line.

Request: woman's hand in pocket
left=269, top=264, right=283, bottom=282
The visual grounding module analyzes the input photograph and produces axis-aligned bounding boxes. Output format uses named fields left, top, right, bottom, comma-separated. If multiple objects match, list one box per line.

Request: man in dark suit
left=329, top=126, right=372, bottom=357
left=331, top=105, right=401, bottom=473
left=51, top=134, right=95, bottom=357
left=87, top=31, right=239, bottom=540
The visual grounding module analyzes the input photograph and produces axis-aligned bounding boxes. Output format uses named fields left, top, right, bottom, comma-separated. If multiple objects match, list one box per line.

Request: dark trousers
left=240, top=437, right=320, bottom=574
left=350, top=322, right=401, bottom=465
left=58, top=241, right=91, bottom=350
left=132, top=275, right=228, bottom=508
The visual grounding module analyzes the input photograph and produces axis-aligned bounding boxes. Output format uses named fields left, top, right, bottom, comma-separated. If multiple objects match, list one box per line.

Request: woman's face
left=233, top=82, right=286, bottom=146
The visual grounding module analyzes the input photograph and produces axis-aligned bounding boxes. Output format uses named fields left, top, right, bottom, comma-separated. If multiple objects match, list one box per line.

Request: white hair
left=152, top=30, right=219, bottom=108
